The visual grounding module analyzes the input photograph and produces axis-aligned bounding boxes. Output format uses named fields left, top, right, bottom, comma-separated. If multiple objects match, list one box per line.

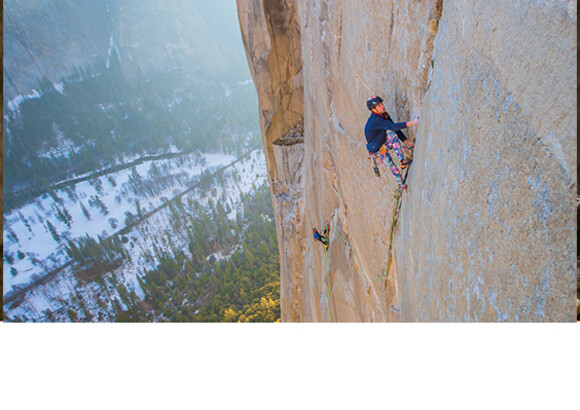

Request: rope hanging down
left=323, top=247, right=333, bottom=322
left=385, top=185, right=405, bottom=276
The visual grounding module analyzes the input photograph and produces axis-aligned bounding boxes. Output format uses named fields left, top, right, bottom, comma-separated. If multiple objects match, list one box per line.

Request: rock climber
left=312, top=227, right=328, bottom=249
left=364, top=95, right=419, bottom=190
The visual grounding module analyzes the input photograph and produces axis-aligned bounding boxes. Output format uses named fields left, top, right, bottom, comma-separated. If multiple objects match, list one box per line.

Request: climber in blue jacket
left=312, top=227, right=328, bottom=249
left=364, top=95, right=419, bottom=190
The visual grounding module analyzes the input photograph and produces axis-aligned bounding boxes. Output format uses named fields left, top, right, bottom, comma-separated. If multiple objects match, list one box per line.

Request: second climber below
left=364, top=95, right=420, bottom=191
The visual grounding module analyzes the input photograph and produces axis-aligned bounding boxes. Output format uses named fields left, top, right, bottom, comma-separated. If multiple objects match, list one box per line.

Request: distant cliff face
left=237, top=0, right=577, bottom=321
left=3, top=0, right=109, bottom=100
left=3, top=0, right=242, bottom=102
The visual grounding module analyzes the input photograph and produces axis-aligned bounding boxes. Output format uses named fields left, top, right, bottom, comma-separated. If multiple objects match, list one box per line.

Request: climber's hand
left=408, top=116, right=420, bottom=127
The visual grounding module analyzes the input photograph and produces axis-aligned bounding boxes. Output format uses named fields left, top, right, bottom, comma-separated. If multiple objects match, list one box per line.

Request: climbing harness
left=367, top=138, right=411, bottom=189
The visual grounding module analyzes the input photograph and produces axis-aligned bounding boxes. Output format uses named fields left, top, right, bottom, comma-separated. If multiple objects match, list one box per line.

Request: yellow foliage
left=236, top=296, right=280, bottom=322
left=224, top=307, right=239, bottom=322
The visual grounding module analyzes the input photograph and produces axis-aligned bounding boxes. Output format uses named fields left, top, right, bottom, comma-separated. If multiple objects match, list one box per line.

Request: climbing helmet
left=366, top=95, right=383, bottom=111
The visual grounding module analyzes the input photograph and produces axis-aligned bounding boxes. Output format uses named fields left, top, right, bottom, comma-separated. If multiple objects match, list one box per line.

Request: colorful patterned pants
left=371, top=131, right=405, bottom=186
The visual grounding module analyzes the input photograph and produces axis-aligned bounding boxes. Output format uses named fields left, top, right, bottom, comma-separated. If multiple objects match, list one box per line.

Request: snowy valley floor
left=3, top=149, right=273, bottom=322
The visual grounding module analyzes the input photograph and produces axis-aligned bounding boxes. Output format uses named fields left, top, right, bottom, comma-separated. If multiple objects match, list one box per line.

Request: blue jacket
left=364, top=112, right=408, bottom=153
left=313, top=230, right=327, bottom=245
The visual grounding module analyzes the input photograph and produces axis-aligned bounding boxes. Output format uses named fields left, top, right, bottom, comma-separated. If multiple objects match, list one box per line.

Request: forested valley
left=4, top=54, right=258, bottom=212
left=3, top=0, right=279, bottom=323
left=4, top=152, right=280, bottom=322
left=117, top=184, right=280, bottom=322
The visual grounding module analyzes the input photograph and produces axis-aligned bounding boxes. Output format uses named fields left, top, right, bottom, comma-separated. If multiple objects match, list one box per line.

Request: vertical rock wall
left=238, top=0, right=576, bottom=321
left=397, top=1, right=577, bottom=321
left=297, top=0, right=445, bottom=321
left=237, top=0, right=305, bottom=321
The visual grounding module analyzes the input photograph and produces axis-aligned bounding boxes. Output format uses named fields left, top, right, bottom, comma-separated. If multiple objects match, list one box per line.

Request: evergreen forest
left=3, top=0, right=277, bottom=323
left=116, top=184, right=280, bottom=322
left=4, top=55, right=259, bottom=212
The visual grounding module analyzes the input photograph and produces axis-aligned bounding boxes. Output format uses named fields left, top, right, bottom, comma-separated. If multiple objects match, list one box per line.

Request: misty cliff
left=237, top=0, right=577, bottom=321
left=3, top=0, right=243, bottom=102
left=3, top=0, right=259, bottom=212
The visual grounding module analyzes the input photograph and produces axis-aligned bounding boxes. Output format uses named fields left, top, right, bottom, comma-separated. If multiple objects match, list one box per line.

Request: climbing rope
left=386, top=188, right=404, bottom=276
left=323, top=247, right=333, bottom=322
left=333, top=170, right=408, bottom=285
left=318, top=209, right=403, bottom=320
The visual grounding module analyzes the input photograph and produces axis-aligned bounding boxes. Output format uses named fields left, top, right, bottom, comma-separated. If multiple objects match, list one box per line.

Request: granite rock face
left=240, top=0, right=578, bottom=322
left=396, top=1, right=577, bottom=321
left=237, top=0, right=305, bottom=321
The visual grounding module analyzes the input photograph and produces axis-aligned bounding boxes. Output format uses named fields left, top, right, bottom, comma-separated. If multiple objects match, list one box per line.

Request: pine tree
left=80, top=201, right=91, bottom=220
left=89, top=195, right=109, bottom=216
left=18, top=211, right=33, bottom=233
left=55, top=206, right=72, bottom=228
left=107, top=175, right=117, bottom=187
left=128, top=166, right=144, bottom=195
left=6, top=228, right=19, bottom=245
left=4, top=252, right=14, bottom=265
left=108, top=218, right=119, bottom=229
left=93, top=178, right=104, bottom=195
left=63, top=207, right=73, bottom=226
left=135, top=199, right=143, bottom=218
left=65, top=186, right=78, bottom=201
left=46, top=220, right=60, bottom=243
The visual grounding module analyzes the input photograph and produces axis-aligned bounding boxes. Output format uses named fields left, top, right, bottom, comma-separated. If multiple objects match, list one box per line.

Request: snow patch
left=2, top=150, right=262, bottom=296
left=53, top=82, right=65, bottom=95
left=37, top=123, right=80, bottom=159
left=106, top=34, right=121, bottom=69
left=3, top=149, right=269, bottom=322
left=7, top=89, right=42, bottom=113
